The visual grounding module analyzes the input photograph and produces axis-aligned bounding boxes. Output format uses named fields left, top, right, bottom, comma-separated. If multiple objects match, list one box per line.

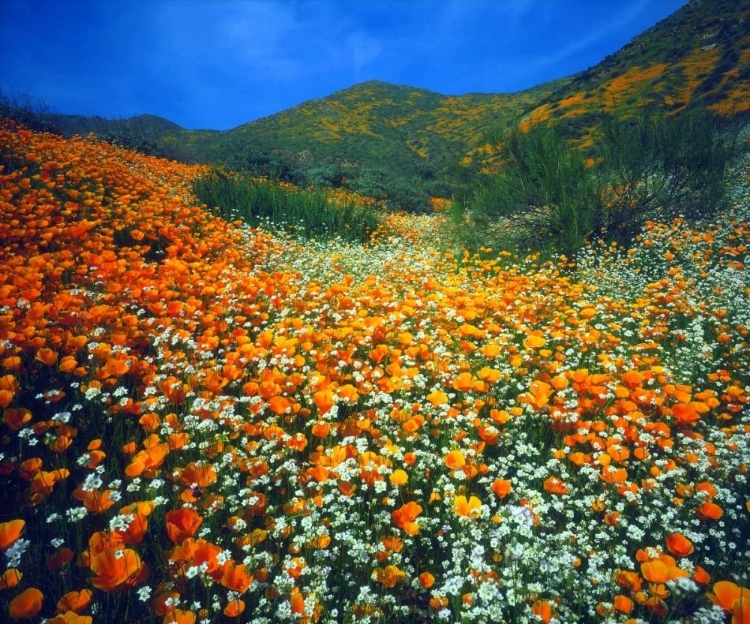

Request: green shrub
left=453, top=109, right=740, bottom=256
left=452, top=123, right=601, bottom=256
left=0, top=89, right=59, bottom=134
left=596, top=109, right=738, bottom=244
left=192, top=169, right=381, bottom=243
left=222, top=147, right=304, bottom=185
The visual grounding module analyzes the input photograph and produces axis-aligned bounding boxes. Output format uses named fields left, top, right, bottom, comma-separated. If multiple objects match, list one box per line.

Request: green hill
left=4, top=0, right=749, bottom=210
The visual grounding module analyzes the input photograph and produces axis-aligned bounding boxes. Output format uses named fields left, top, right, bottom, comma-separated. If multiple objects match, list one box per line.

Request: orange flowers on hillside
left=0, top=119, right=748, bottom=622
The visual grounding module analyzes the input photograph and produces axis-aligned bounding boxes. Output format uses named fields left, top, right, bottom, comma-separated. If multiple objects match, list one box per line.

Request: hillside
left=188, top=79, right=564, bottom=173
left=494, top=0, right=750, bottom=154
left=4, top=0, right=749, bottom=211
left=1, top=112, right=749, bottom=622
left=187, top=0, right=750, bottom=191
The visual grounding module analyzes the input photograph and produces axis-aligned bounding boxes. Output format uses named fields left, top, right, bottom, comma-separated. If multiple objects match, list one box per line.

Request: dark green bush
left=452, top=123, right=602, bottom=255
left=0, top=89, right=59, bottom=134
left=222, top=147, right=304, bottom=185
left=192, top=169, right=381, bottom=243
left=453, top=109, right=739, bottom=256
left=597, top=109, right=738, bottom=243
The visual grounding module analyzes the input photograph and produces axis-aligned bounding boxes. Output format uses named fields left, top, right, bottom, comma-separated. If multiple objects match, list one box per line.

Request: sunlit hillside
left=10, top=0, right=748, bottom=215
left=1, top=108, right=749, bottom=624
left=183, top=0, right=750, bottom=182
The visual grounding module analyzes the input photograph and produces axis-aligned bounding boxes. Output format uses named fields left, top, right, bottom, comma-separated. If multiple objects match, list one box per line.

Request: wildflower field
left=0, top=120, right=748, bottom=623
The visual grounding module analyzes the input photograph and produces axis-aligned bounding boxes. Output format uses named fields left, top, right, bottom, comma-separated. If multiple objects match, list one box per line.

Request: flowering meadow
left=0, top=119, right=748, bottom=623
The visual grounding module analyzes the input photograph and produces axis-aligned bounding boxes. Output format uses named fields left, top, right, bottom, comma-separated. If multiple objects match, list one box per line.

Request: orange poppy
left=9, top=586, right=43, bottom=618
left=220, top=561, right=253, bottom=593
left=693, top=565, right=711, bottom=585
left=523, top=335, right=546, bottom=349
left=35, top=347, right=58, bottom=366
left=543, top=476, right=569, bottom=495
left=0, top=519, right=25, bottom=550
left=311, top=421, right=330, bottom=438
left=491, top=479, right=512, bottom=499
left=531, top=599, right=553, bottom=623
left=665, top=533, right=694, bottom=557
left=3, top=408, right=32, bottom=430
left=0, top=568, right=22, bottom=589
left=115, top=513, right=148, bottom=545
left=453, top=495, right=482, bottom=518
left=426, top=390, right=449, bottom=407
left=374, top=564, right=405, bottom=588
left=708, top=581, right=750, bottom=613
left=47, top=612, right=93, bottom=624
left=389, top=469, right=408, bottom=486
left=180, top=462, right=217, bottom=488
left=90, top=547, right=143, bottom=591
left=268, top=395, right=293, bottom=415
left=163, top=609, right=196, bottom=624
left=697, top=501, right=723, bottom=521
left=56, top=588, right=93, bottom=613
left=419, top=572, right=435, bottom=589
left=640, top=559, right=687, bottom=584
left=313, top=389, right=335, bottom=414
left=165, top=508, right=203, bottom=543
left=444, top=450, right=466, bottom=469
left=0, top=374, right=19, bottom=408
left=600, top=466, right=628, bottom=484
left=392, top=501, right=422, bottom=535
left=190, top=540, right=222, bottom=576
left=223, top=600, right=245, bottom=618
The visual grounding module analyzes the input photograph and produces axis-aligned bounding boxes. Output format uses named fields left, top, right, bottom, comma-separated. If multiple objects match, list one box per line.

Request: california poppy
left=56, top=588, right=93, bottom=613
left=665, top=533, right=694, bottom=557
left=491, top=479, right=512, bottom=499
left=165, top=508, right=203, bottom=543
left=0, top=519, right=24, bottom=550
left=0, top=568, right=22, bottom=589
left=90, top=547, right=143, bottom=591
left=708, top=581, right=750, bottom=612
left=8, top=586, right=43, bottom=618
left=453, top=495, right=482, bottom=518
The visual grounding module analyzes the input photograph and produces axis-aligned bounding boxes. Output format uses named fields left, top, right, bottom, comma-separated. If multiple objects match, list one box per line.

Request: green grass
left=192, top=169, right=382, bottom=243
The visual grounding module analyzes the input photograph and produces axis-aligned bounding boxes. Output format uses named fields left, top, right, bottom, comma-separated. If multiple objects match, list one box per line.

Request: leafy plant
left=192, top=169, right=381, bottom=243
left=453, top=123, right=602, bottom=256
left=596, top=109, right=739, bottom=243
left=0, top=89, right=59, bottom=134
left=454, top=109, right=741, bottom=256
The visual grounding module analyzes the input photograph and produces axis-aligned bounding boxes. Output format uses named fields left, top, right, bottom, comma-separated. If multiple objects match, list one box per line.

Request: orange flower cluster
left=0, top=120, right=748, bottom=622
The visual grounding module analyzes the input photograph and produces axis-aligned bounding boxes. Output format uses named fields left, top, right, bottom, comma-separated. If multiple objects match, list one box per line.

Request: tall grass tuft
left=192, top=169, right=382, bottom=243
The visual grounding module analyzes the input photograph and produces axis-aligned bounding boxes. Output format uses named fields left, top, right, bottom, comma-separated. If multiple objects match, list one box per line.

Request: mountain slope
left=186, top=0, right=750, bottom=196
left=507, top=0, right=750, bottom=146
left=186, top=79, right=566, bottom=174
left=5, top=0, right=748, bottom=209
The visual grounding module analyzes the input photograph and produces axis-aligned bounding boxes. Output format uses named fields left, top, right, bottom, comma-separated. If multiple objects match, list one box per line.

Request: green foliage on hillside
left=4, top=0, right=750, bottom=216
left=192, top=170, right=381, bottom=243
left=452, top=109, right=741, bottom=256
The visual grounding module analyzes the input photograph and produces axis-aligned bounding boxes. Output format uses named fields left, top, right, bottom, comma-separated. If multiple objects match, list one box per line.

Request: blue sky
left=0, top=0, right=688, bottom=130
